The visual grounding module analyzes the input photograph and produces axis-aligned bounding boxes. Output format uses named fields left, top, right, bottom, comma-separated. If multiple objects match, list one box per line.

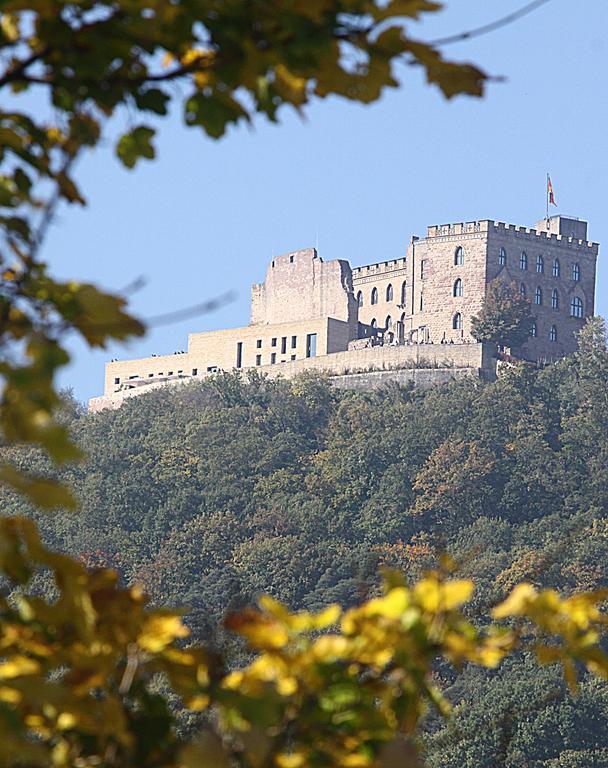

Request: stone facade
left=353, top=215, right=597, bottom=360
left=91, top=215, right=598, bottom=411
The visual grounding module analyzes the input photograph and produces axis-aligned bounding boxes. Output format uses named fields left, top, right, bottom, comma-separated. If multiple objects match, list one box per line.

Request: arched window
left=549, top=325, right=557, bottom=342
left=536, top=254, right=544, bottom=273
left=386, top=284, right=393, bottom=302
left=453, top=312, right=463, bottom=330
left=520, top=283, right=527, bottom=299
left=385, top=315, right=392, bottom=330
left=552, top=258, right=560, bottom=277
left=534, top=286, right=543, bottom=305
left=400, top=311, right=406, bottom=325
left=356, top=290, right=363, bottom=308
left=454, top=246, right=464, bottom=265
left=453, top=278, right=464, bottom=297
left=572, top=263, right=581, bottom=282
left=551, top=288, right=559, bottom=309
left=400, top=281, right=407, bottom=305
left=520, top=251, right=528, bottom=271
left=371, top=287, right=378, bottom=305
left=370, top=318, right=377, bottom=328
left=499, top=247, right=507, bottom=266
left=570, top=296, right=583, bottom=318
left=530, top=321, right=537, bottom=338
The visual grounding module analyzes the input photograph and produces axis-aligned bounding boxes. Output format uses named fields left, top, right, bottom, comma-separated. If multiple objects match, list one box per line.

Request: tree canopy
left=4, top=320, right=608, bottom=765
left=471, top=280, right=534, bottom=349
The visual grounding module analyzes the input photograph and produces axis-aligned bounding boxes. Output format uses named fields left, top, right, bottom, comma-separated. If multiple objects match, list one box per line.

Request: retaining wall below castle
left=89, top=343, right=493, bottom=412
left=329, top=367, right=478, bottom=391
left=257, top=341, right=490, bottom=379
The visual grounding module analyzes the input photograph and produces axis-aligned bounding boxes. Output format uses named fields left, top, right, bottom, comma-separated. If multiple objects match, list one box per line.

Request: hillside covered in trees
left=5, top=319, right=608, bottom=767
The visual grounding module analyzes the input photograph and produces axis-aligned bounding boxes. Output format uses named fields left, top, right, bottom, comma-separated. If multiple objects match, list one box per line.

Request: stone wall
left=250, top=248, right=357, bottom=331
left=330, top=367, right=479, bottom=391
left=255, top=340, right=490, bottom=379
left=90, top=342, right=493, bottom=412
left=104, top=316, right=353, bottom=396
left=486, top=220, right=597, bottom=360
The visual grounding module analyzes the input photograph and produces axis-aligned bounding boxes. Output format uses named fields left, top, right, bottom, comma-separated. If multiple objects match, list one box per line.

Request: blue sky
left=44, top=0, right=608, bottom=402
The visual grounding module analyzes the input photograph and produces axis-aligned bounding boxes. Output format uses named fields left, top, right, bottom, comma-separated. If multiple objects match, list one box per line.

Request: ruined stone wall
left=250, top=248, right=358, bottom=333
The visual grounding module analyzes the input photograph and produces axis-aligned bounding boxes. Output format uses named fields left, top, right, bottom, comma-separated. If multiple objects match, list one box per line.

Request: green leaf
left=116, top=126, right=156, bottom=169
left=135, top=88, right=170, bottom=115
left=184, top=92, right=249, bottom=139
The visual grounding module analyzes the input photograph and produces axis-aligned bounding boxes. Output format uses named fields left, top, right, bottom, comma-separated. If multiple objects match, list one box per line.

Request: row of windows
left=114, top=367, right=202, bottom=385
left=448, top=313, right=561, bottom=341
left=251, top=333, right=318, bottom=366
left=519, top=284, right=584, bottom=316
left=256, top=353, right=298, bottom=365
left=255, top=335, right=298, bottom=353
left=359, top=281, right=407, bottom=307
left=369, top=312, right=410, bottom=330
left=530, top=322, right=559, bottom=342
left=499, top=247, right=581, bottom=281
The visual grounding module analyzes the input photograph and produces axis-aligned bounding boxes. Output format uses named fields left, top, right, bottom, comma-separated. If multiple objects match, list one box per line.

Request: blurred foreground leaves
left=0, top=518, right=607, bottom=767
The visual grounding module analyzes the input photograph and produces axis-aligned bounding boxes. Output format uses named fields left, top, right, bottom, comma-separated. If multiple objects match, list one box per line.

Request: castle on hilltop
left=89, top=214, right=598, bottom=412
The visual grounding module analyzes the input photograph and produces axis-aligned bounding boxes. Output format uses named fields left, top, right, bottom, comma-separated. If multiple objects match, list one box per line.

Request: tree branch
left=429, top=0, right=553, bottom=47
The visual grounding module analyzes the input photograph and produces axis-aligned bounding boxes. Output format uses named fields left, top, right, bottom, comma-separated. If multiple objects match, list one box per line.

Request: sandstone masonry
left=90, top=214, right=598, bottom=411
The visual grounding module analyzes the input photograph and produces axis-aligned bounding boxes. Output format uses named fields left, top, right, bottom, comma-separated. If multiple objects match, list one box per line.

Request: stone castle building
left=89, top=214, right=598, bottom=411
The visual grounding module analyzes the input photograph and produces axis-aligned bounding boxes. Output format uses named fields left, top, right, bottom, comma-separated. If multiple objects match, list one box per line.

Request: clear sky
left=44, top=0, right=608, bottom=402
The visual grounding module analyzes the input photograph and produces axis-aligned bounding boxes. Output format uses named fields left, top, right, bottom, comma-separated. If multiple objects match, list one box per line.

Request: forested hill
left=5, top=319, right=608, bottom=766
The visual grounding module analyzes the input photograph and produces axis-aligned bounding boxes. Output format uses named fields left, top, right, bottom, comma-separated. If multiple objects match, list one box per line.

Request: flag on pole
left=547, top=175, right=557, bottom=207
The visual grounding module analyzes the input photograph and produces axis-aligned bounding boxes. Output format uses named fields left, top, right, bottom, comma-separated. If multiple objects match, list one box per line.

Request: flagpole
left=546, top=173, right=549, bottom=222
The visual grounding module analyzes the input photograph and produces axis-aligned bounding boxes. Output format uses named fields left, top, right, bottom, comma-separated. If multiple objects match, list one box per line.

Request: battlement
left=491, top=220, right=598, bottom=252
left=426, top=221, right=490, bottom=238
left=352, top=258, right=407, bottom=277
left=423, top=217, right=598, bottom=253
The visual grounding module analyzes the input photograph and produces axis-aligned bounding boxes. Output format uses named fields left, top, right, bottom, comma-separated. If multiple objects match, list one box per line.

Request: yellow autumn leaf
left=275, top=753, right=306, bottom=768
left=1, top=13, right=19, bottom=42
left=492, top=582, right=537, bottom=618
left=274, top=64, right=308, bottom=105
left=441, top=579, right=474, bottom=609
left=138, top=614, right=190, bottom=652
left=225, top=608, right=289, bottom=649
left=0, top=655, right=41, bottom=679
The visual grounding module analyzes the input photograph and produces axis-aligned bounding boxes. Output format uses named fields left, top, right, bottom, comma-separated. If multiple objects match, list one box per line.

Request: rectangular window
left=192, top=368, right=198, bottom=376
left=177, top=370, right=183, bottom=374
left=114, top=377, right=120, bottom=385
left=271, top=352, right=277, bottom=364
left=167, top=371, right=173, bottom=376
left=158, top=372, right=163, bottom=376
left=291, top=335, right=297, bottom=348
left=306, top=333, right=317, bottom=358
left=148, top=373, right=154, bottom=378
left=420, top=260, right=427, bottom=279
left=236, top=341, right=243, bottom=369
left=256, top=339, right=262, bottom=348
left=271, top=337, right=277, bottom=347
left=291, top=354, right=296, bottom=361
left=281, top=336, right=287, bottom=354
left=419, top=294, right=424, bottom=311
left=128, top=374, right=138, bottom=380
left=256, top=355, right=262, bottom=366
left=207, top=365, right=218, bottom=372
